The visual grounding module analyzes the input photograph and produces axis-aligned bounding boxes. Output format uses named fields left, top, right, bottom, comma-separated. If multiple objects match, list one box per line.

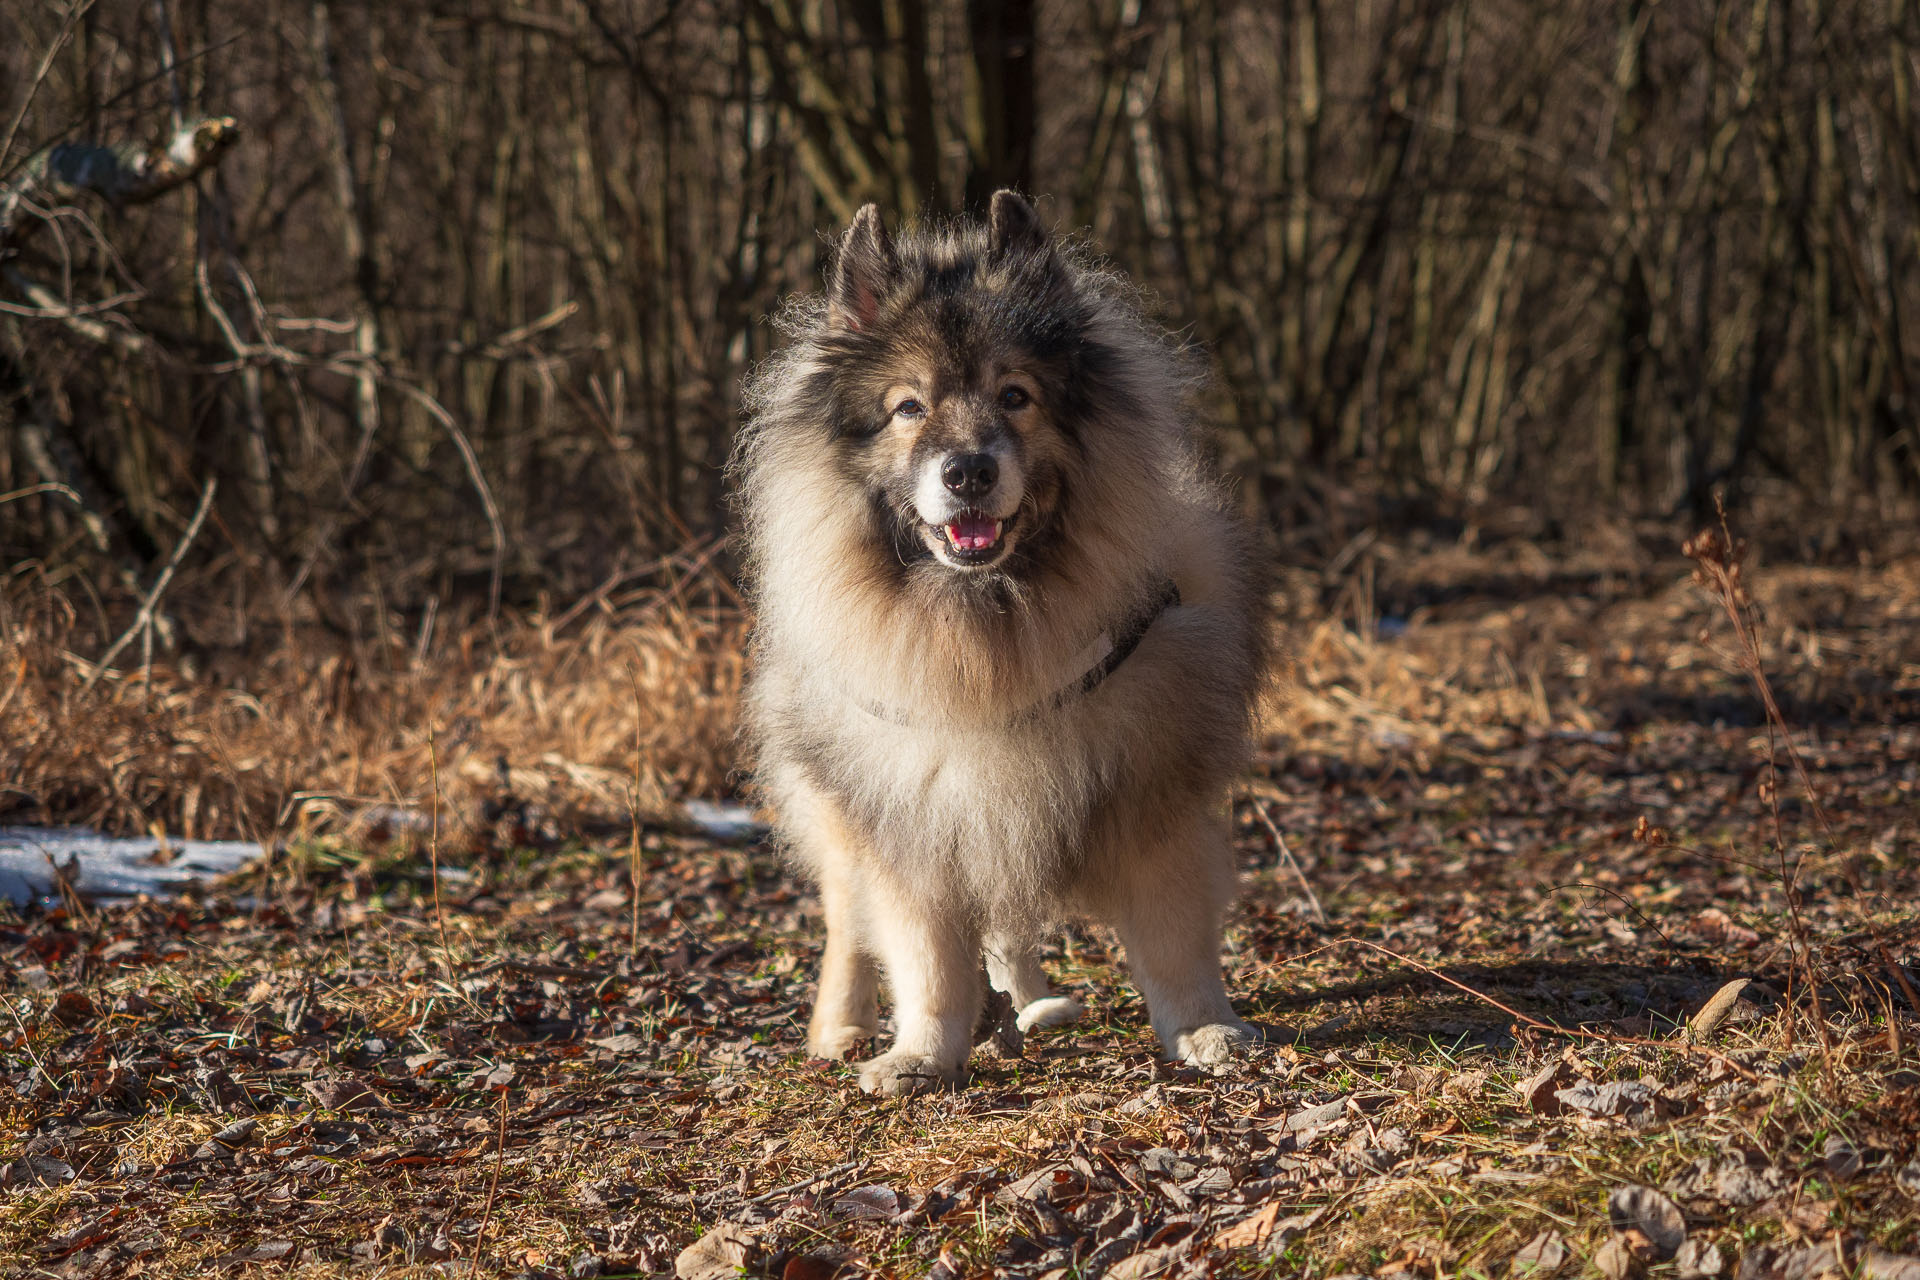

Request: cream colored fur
left=736, top=203, right=1263, bottom=1096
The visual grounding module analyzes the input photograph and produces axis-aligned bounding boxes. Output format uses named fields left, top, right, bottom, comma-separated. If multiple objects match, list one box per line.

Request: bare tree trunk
left=965, top=0, right=1036, bottom=205
left=308, top=0, right=383, bottom=492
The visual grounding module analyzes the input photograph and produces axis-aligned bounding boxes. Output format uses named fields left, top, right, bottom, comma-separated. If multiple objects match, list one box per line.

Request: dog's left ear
left=988, top=190, right=1050, bottom=262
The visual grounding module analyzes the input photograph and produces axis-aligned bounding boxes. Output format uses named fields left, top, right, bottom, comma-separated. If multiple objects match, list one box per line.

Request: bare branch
left=80, top=478, right=218, bottom=695
left=1, top=116, right=240, bottom=246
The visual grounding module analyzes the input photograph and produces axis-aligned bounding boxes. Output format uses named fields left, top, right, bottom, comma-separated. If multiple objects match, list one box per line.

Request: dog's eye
left=893, top=398, right=925, bottom=420
left=1000, top=385, right=1031, bottom=410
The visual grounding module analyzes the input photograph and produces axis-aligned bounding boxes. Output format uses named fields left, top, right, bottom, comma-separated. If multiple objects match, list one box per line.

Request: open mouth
left=932, top=509, right=1014, bottom=565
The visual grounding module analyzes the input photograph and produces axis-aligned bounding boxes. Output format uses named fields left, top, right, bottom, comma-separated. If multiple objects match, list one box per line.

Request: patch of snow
left=681, top=799, right=766, bottom=842
left=0, top=827, right=261, bottom=906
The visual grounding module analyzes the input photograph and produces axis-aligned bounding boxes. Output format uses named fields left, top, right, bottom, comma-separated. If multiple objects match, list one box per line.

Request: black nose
left=941, top=452, right=998, bottom=499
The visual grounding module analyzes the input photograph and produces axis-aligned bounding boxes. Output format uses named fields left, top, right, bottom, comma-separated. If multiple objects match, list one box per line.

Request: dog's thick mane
left=736, top=222, right=1225, bottom=726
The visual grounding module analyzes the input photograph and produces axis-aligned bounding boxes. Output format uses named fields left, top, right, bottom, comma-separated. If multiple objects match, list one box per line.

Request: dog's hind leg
left=1098, top=816, right=1259, bottom=1068
left=985, top=936, right=1084, bottom=1033
left=806, top=862, right=880, bottom=1060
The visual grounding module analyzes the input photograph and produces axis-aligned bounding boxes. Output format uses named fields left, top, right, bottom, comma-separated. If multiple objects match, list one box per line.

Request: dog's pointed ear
left=830, top=204, right=898, bottom=332
left=988, top=190, right=1049, bottom=261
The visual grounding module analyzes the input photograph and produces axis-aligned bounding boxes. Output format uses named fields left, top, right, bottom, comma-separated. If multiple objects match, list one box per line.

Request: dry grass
left=9, top=518, right=1916, bottom=853
left=0, top=585, right=744, bottom=844
left=1273, top=532, right=1920, bottom=765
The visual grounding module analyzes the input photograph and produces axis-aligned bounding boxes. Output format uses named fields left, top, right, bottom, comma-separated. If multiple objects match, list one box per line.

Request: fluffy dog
left=735, top=191, right=1263, bottom=1096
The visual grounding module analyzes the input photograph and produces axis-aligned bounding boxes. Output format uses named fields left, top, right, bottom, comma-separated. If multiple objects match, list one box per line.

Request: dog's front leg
left=806, top=863, right=880, bottom=1059
left=858, top=890, right=980, bottom=1097
left=1103, top=818, right=1259, bottom=1067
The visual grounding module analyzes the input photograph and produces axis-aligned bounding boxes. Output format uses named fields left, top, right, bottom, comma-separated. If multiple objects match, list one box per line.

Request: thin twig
left=428, top=727, right=448, bottom=960
left=733, top=1158, right=865, bottom=1207
left=381, top=379, right=506, bottom=624
left=1547, top=881, right=1684, bottom=958
left=0, top=0, right=93, bottom=171
left=460, top=960, right=612, bottom=983
left=0, top=290, right=145, bottom=318
left=1881, top=946, right=1920, bottom=1016
left=1254, top=800, right=1327, bottom=926
left=469, top=1089, right=508, bottom=1276
left=149, top=0, right=186, bottom=132
left=629, top=666, right=646, bottom=961
left=0, top=482, right=81, bottom=506
left=81, top=478, right=216, bottom=694
left=1287, top=937, right=1761, bottom=1080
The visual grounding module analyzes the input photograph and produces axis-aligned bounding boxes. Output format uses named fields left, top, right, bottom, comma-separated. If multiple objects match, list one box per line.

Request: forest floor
left=3, top=520, right=1919, bottom=1279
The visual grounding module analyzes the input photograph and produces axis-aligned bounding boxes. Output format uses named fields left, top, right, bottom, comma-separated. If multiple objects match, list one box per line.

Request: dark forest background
left=5, top=0, right=1920, bottom=629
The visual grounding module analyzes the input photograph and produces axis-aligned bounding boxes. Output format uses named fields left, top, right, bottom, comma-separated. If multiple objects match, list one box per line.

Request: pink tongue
left=949, top=513, right=998, bottom=550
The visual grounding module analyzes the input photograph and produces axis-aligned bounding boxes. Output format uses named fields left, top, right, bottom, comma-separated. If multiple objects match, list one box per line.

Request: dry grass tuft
left=1269, top=533, right=1920, bottom=767
left=0, top=585, right=744, bottom=843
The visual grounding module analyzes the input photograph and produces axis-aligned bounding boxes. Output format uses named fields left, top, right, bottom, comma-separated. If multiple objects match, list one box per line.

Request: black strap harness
left=848, top=578, right=1181, bottom=726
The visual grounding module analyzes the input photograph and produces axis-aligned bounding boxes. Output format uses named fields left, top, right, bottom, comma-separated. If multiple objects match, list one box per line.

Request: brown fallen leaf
left=1, top=1154, right=75, bottom=1187
left=1692, top=908, right=1761, bottom=947
left=1593, top=1236, right=1636, bottom=1280
left=782, top=1254, right=842, bottom=1280
left=1517, top=1060, right=1572, bottom=1115
left=1861, top=1247, right=1920, bottom=1280
left=1512, top=1229, right=1568, bottom=1274
left=972, top=982, right=1023, bottom=1059
left=1621, top=1229, right=1662, bottom=1264
left=212, top=1117, right=259, bottom=1148
left=1746, top=1242, right=1845, bottom=1280
left=1607, top=1185, right=1685, bottom=1260
left=676, top=1224, right=759, bottom=1280
left=39, top=1216, right=119, bottom=1261
left=1211, top=1204, right=1319, bottom=1251
left=997, top=1164, right=1086, bottom=1206
left=1285, top=1097, right=1348, bottom=1132
left=51, top=990, right=95, bottom=1026
left=1212, top=1202, right=1282, bottom=1250
left=303, top=1074, right=388, bottom=1113
left=1106, top=1242, right=1187, bottom=1280
left=1556, top=1080, right=1666, bottom=1126
left=589, top=1033, right=648, bottom=1055
left=1689, top=979, right=1754, bottom=1039
left=1675, top=1239, right=1725, bottom=1279
left=831, top=1184, right=904, bottom=1221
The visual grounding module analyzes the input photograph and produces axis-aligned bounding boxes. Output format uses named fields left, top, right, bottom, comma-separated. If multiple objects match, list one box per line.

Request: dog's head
left=802, top=191, right=1104, bottom=577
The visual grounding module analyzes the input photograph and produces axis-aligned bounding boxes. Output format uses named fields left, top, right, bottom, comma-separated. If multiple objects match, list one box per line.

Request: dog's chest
left=823, top=703, right=1116, bottom=883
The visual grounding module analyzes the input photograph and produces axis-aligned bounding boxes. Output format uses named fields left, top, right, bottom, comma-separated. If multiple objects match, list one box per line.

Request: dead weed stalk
left=1683, top=499, right=1904, bottom=1073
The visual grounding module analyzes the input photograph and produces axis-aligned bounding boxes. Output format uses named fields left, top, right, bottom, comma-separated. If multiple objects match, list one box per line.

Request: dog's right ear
left=988, top=190, right=1049, bottom=261
left=830, top=204, right=898, bottom=332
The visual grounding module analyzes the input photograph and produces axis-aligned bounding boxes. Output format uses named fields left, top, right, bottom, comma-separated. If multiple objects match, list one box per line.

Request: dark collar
left=848, top=578, right=1181, bottom=726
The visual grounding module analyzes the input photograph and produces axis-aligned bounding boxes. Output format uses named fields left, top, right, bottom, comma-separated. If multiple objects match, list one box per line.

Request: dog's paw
left=1173, top=1020, right=1261, bottom=1068
left=856, top=1051, right=966, bottom=1097
left=1015, top=995, right=1086, bottom=1033
left=806, top=1024, right=876, bottom=1060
